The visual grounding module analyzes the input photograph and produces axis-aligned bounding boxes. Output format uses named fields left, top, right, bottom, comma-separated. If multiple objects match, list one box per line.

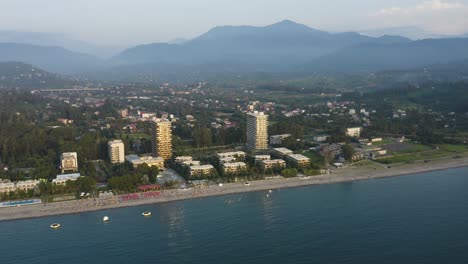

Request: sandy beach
left=1, top=155, right=467, bottom=222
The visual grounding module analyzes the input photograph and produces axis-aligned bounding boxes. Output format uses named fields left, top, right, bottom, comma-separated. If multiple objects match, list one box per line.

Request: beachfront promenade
left=1, top=155, right=467, bottom=221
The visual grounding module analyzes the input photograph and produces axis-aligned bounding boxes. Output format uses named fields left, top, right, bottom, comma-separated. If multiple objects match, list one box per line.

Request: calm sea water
left=1, top=167, right=468, bottom=264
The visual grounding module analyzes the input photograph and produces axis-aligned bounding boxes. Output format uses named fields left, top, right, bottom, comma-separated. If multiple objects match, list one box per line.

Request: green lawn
left=376, top=144, right=468, bottom=164
left=303, top=150, right=325, bottom=168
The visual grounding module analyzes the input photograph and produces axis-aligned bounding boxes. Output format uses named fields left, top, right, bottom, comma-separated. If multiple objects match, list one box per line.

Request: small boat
left=50, top=223, right=61, bottom=229
left=243, top=182, right=250, bottom=186
left=103, top=216, right=109, bottom=222
left=268, top=190, right=272, bottom=193
left=218, top=183, right=223, bottom=187
left=266, top=194, right=269, bottom=198
left=142, top=211, right=152, bottom=217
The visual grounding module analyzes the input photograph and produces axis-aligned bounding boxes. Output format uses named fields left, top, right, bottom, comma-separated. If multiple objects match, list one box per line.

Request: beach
left=1, top=155, right=467, bottom=221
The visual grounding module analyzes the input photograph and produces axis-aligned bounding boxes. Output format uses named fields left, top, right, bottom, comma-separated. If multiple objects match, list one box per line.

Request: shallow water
left=1, top=167, right=468, bottom=264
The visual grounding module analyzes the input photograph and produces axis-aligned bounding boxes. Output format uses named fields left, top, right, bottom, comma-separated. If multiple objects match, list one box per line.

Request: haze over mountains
left=1, top=20, right=468, bottom=81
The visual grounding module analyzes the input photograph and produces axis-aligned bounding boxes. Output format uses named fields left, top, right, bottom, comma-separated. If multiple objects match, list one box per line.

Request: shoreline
left=1, top=155, right=467, bottom=222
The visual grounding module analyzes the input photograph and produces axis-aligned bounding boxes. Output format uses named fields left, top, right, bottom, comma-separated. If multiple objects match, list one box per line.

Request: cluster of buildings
left=0, top=180, right=40, bottom=194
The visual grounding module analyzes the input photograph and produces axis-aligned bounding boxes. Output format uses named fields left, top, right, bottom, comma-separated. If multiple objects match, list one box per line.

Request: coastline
left=1, top=155, right=467, bottom=222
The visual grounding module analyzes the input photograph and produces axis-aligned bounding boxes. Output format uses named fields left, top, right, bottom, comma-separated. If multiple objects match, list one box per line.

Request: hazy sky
left=0, top=0, right=467, bottom=46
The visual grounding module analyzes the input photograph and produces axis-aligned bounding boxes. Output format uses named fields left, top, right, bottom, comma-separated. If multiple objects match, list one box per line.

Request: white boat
left=103, top=216, right=109, bottom=222
left=142, top=211, right=152, bottom=217
left=50, top=223, right=61, bottom=229
left=268, top=190, right=273, bottom=193
left=243, top=182, right=250, bottom=186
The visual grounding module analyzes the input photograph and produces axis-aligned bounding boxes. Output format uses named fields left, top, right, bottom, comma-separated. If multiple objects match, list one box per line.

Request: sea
left=1, top=167, right=468, bottom=264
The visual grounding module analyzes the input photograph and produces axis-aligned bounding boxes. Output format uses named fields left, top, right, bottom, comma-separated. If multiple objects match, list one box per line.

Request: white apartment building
left=60, top=152, right=78, bottom=173
left=189, top=165, right=215, bottom=178
left=108, top=140, right=125, bottom=164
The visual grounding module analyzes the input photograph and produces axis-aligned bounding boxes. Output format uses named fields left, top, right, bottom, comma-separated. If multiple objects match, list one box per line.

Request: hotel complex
left=108, top=140, right=125, bottom=164
left=151, top=119, right=173, bottom=160
left=246, top=111, right=268, bottom=151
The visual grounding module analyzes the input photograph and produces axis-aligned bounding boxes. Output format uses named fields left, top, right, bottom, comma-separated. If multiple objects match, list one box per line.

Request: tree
left=342, top=144, right=355, bottom=162
left=75, top=176, right=97, bottom=195
left=281, top=168, right=298, bottom=178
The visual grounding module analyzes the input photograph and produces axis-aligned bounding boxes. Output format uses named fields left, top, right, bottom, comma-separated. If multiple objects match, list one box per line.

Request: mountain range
left=1, top=20, right=468, bottom=81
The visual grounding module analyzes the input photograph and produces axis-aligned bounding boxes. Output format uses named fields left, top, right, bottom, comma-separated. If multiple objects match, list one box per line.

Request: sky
left=0, top=0, right=467, bottom=46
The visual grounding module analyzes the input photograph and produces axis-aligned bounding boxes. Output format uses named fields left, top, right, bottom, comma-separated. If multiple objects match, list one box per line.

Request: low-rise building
left=52, top=173, right=81, bottom=185
left=346, top=127, right=362, bottom=138
left=270, top=134, right=291, bottom=145
left=272, top=147, right=293, bottom=158
left=217, top=151, right=246, bottom=160
left=254, top=155, right=271, bottom=164
left=222, top=162, right=248, bottom=174
left=0, top=181, right=15, bottom=193
left=183, top=160, right=201, bottom=167
left=0, top=180, right=41, bottom=193
left=219, top=157, right=237, bottom=164
left=286, top=154, right=311, bottom=168
left=189, top=165, right=215, bottom=178
left=125, top=155, right=165, bottom=169
left=259, top=159, right=286, bottom=171
left=15, top=180, right=40, bottom=191
left=175, top=156, right=193, bottom=164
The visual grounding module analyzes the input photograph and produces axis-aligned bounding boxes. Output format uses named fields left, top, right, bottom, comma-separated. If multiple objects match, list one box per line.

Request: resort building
left=182, top=160, right=201, bottom=167
left=259, top=159, right=286, bottom=171
left=0, top=181, right=16, bottom=193
left=0, top=180, right=40, bottom=193
left=175, top=156, right=193, bottom=164
left=125, top=155, right=165, bottom=169
left=189, top=165, right=215, bottom=178
left=272, top=147, right=294, bottom=159
left=219, top=157, right=238, bottom=164
left=254, top=155, right=271, bottom=164
left=346, top=127, right=362, bottom=138
left=108, top=139, right=125, bottom=164
left=270, top=134, right=291, bottom=145
left=52, top=173, right=81, bottom=185
left=15, top=180, right=40, bottom=191
left=151, top=119, right=173, bottom=160
left=246, top=111, right=268, bottom=151
left=60, top=152, right=78, bottom=173
left=286, top=154, right=311, bottom=168
left=216, top=151, right=246, bottom=160
left=222, top=162, right=248, bottom=174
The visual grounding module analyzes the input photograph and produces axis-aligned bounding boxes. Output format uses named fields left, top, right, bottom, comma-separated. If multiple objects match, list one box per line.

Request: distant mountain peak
left=265, top=19, right=325, bottom=34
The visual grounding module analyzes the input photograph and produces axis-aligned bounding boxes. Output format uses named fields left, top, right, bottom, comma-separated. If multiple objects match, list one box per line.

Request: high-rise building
left=151, top=119, right=173, bottom=160
left=108, top=140, right=125, bottom=164
left=246, top=111, right=268, bottom=151
left=60, top=152, right=78, bottom=173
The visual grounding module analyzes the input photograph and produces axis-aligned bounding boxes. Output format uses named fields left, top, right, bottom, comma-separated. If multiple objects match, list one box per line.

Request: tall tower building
left=151, top=119, right=173, bottom=160
left=246, top=111, right=268, bottom=151
left=108, top=140, right=125, bottom=164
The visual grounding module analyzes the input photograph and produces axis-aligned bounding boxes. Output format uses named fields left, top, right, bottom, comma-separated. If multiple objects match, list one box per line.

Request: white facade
left=108, top=140, right=125, bottom=164
left=346, top=127, right=362, bottom=138
left=60, top=152, right=78, bottom=173
left=126, top=155, right=165, bottom=169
